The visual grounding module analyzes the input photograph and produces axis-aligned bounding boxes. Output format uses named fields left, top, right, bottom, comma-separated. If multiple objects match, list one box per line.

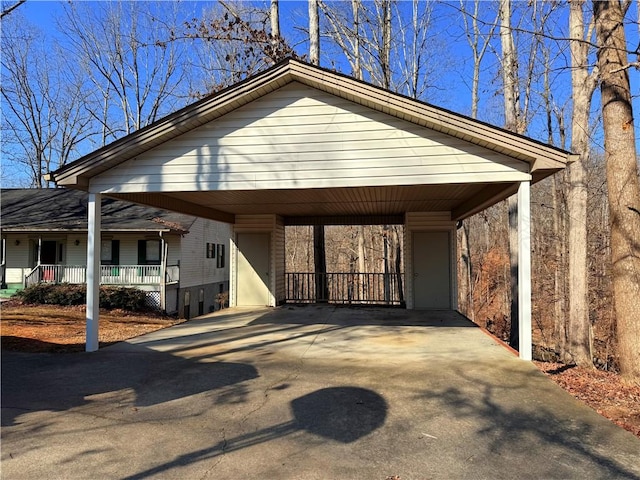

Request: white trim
left=517, top=181, right=532, bottom=360
left=86, top=193, right=101, bottom=352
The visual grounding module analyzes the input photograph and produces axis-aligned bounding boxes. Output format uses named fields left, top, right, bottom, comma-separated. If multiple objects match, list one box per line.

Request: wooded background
left=1, top=0, right=638, bottom=381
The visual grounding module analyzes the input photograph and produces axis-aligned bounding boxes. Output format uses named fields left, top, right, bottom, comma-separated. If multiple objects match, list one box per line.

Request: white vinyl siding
left=90, top=83, right=530, bottom=194
left=273, top=219, right=285, bottom=304
left=4, top=234, right=31, bottom=284
left=179, top=218, right=231, bottom=288
left=66, top=235, right=86, bottom=266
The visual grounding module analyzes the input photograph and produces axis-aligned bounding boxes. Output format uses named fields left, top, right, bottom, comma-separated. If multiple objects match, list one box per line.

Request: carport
left=49, top=58, right=573, bottom=358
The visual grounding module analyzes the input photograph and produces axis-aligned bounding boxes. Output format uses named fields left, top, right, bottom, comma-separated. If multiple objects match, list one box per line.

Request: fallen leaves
left=535, top=361, right=640, bottom=438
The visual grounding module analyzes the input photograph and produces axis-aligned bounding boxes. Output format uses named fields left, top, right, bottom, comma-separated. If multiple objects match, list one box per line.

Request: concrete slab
left=2, top=306, right=639, bottom=479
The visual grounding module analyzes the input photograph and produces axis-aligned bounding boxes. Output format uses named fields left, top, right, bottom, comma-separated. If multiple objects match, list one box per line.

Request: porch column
left=86, top=193, right=101, bottom=352
left=517, top=181, right=532, bottom=360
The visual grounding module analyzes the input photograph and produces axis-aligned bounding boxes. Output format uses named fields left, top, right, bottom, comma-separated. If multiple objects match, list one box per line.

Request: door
left=236, top=233, right=270, bottom=306
left=41, top=241, right=58, bottom=264
left=412, top=231, right=451, bottom=309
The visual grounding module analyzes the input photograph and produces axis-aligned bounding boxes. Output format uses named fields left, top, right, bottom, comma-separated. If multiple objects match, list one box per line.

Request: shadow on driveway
left=1, top=346, right=258, bottom=427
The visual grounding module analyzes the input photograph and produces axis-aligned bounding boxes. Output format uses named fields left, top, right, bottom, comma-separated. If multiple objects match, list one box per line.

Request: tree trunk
left=499, top=0, right=521, bottom=349
left=314, top=225, right=328, bottom=302
left=352, top=0, right=362, bottom=79
left=309, top=0, right=319, bottom=65
left=566, top=0, right=598, bottom=366
left=508, top=195, right=519, bottom=348
left=458, top=221, right=473, bottom=319
left=270, top=0, right=280, bottom=39
left=552, top=174, right=567, bottom=355
left=381, top=0, right=391, bottom=89
left=594, top=0, right=640, bottom=383
left=393, top=226, right=404, bottom=304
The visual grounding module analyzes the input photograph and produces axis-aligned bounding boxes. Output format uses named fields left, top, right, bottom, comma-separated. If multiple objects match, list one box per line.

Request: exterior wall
left=90, top=83, right=530, bottom=195
left=59, top=233, right=183, bottom=267
left=1, top=232, right=182, bottom=288
left=66, top=235, right=86, bottom=265
left=175, top=280, right=229, bottom=319
left=273, top=219, right=285, bottom=305
left=173, top=217, right=231, bottom=317
left=178, top=217, right=231, bottom=288
left=231, top=214, right=281, bottom=307
left=3, top=234, right=31, bottom=286
left=404, top=212, right=456, bottom=310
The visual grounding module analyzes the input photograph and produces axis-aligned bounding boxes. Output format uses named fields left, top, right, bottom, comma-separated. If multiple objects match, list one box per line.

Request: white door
left=412, top=231, right=451, bottom=309
left=236, top=233, right=270, bottom=306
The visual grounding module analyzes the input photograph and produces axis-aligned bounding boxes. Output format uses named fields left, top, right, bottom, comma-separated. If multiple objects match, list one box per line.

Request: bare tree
left=459, top=0, right=499, bottom=119
left=566, top=0, right=600, bottom=366
left=457, top=0, right=499, bottom=318
left=60, top=2, right=188, bottom=144
left=594, top=0, right=640, bottom=383
left=0, top=0, right=25, bottom=18
left=1, top=16, right=93, bottom=186
left=499, top=0, right=524, bottom=349
left=182, top=1, right=298, bottom=98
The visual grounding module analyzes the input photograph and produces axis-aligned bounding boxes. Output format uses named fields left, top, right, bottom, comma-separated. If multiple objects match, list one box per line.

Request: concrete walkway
left=2, top=306, right=639, bottom=479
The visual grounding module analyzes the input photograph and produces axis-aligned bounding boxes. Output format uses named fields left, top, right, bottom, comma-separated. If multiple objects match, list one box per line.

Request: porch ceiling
left=108, top=181, right=517, bottom=224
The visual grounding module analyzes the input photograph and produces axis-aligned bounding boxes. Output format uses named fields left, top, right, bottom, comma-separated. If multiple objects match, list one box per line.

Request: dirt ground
left=1, top=301, right=638, bottom=439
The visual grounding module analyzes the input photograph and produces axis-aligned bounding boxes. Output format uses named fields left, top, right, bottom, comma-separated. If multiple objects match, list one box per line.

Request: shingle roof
left=0, top=189, right=195, bottom=233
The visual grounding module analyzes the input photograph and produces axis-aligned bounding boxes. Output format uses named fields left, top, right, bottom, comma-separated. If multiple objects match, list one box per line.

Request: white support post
left=86, top=193, right=101, bottom=352
left=517, top=181, right=532, bottom=360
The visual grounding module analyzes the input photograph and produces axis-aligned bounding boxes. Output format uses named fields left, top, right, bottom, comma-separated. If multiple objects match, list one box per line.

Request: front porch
left=24, top=264, right=180, bottom=288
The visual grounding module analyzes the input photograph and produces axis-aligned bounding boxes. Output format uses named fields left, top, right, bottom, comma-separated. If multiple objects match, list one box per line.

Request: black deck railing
left=286, top=272, right=404, bottom=306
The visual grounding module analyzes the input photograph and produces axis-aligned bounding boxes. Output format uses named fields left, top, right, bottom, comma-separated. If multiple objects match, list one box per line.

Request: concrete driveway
left=2, top=306, right=639, bottom=479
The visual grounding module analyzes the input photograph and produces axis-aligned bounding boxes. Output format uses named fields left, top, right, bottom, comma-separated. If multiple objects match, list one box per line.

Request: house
left=49, top=58, right=574, bottom=355
left=0, top=188, right=231, bottom=316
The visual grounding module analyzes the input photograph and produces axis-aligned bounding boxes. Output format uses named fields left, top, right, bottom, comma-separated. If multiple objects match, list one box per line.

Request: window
left=216, top=244, right=225, bottom=268
left=206, top=242, right=216, bottom=259
left=138, top=239, right=161, bottom=265
left=101, top=240, right=120, bottom=266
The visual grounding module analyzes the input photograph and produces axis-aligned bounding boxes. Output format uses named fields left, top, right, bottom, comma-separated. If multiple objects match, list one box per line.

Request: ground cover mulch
left=1, top=300, right=184, bottom=352
left=534, top=360, right=640, bottom=438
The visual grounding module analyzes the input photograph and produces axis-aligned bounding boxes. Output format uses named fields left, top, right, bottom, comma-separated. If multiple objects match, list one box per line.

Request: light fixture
left=14, top=240, right=20, bottom=246
left=75, top=239, right=80, bottom=246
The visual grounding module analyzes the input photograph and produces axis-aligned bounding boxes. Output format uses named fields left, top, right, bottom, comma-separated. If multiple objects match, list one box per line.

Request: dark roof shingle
left=1, top=189, right=195, bottom=233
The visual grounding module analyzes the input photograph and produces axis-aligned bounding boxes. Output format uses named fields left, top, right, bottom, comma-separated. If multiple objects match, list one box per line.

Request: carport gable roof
left=50, top=58, right=574, bottom=189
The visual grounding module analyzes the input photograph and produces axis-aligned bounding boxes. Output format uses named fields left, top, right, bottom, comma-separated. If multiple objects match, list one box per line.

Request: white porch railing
left=24, top=264, right=179, bottom=287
